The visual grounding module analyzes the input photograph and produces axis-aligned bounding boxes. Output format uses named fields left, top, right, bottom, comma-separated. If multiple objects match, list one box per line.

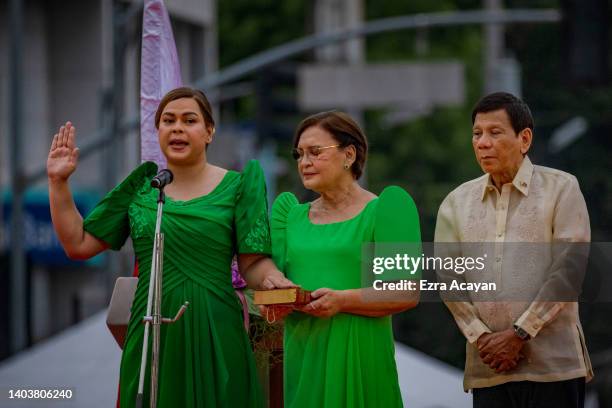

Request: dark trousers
left=473, top=377, right=585, bottom=408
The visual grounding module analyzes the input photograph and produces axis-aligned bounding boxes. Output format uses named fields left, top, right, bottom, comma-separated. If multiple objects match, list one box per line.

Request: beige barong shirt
left=435, top=156, right=593, bottom=391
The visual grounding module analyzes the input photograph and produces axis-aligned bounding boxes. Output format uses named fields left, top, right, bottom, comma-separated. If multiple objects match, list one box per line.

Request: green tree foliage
left=218, top=0, right=308, bottom=129
left=218, top=0, right=308, bottom=68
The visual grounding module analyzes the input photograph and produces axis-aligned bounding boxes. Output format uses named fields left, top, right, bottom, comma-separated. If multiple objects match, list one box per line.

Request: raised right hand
left=47, top=121, right=80, bottom=182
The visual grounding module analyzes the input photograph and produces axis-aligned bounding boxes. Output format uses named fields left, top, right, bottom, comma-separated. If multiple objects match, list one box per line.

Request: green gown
left=83, top=160, right=269, bottom=408
left=271, top=186, right=421, bottom=408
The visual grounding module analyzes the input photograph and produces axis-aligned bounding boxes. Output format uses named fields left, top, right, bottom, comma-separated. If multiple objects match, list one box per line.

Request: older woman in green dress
left=270, top=111, right=421, bottom=407
left=47, top=87, right=293, bottom=407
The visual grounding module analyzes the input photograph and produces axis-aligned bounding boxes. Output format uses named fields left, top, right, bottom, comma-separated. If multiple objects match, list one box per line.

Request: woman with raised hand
left=269, top=111, right=421, bottom=408
left=47, top=87, right=293, bottom=408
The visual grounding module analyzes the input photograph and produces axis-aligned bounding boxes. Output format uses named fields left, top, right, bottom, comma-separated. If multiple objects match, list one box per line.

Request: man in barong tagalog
left=435, top=92, right=592, bottom=408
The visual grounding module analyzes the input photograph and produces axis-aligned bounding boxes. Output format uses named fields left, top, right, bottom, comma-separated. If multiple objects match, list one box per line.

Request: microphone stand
left=136, top=183, right=189, bottom=408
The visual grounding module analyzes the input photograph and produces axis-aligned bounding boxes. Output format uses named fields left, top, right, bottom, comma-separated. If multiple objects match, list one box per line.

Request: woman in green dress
left=269, top=111, right=421, bottom=407
left=47, top=87, right=293, bottom=407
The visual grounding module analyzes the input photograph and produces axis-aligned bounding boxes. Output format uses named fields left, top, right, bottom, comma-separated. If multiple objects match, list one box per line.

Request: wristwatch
left=513, top=325, right=531, bottom=341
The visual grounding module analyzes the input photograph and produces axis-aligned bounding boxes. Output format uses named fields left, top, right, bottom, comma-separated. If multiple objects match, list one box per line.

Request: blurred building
left=0, top=0, right=217, bottom=359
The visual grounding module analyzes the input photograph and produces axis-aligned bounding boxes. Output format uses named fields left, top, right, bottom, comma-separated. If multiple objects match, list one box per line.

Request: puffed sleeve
left=83, top=161, right=157, bottom=250
left=374, top=186, right=422, bottom=281
left=235, top=160, right=272, bottom=255
left=270, top=192, right=299, bottom=272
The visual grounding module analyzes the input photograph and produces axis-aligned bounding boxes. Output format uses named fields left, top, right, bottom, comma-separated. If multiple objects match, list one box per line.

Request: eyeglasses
left=291, top=144, right=340, bottom=161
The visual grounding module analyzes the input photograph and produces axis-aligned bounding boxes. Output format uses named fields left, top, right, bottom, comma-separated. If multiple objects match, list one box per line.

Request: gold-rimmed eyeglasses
left=291, top=144, right=340, bottom=161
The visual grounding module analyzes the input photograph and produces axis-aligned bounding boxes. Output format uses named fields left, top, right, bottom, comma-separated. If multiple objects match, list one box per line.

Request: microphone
left=151, top=169, right=174, bottom=189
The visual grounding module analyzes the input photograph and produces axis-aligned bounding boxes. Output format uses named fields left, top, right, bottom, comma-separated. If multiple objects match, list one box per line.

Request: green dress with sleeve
left=83, top=160, right=269, bottom=408
left=270, top=186, right=421, bottom=408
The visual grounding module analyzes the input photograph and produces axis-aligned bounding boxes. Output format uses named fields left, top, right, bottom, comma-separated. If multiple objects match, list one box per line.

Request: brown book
left=254, top=288, right=312, bottom=306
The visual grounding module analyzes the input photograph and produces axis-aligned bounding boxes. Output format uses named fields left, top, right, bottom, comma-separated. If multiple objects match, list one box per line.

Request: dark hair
left=155, top=87, right=215, bottom=130
left=293, top=111, right=368, bottom=179
left=471, top=92, right=533, bottom=135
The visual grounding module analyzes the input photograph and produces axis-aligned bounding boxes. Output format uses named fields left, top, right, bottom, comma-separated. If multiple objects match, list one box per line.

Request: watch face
left=515, top=327, right=528, bottom=339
